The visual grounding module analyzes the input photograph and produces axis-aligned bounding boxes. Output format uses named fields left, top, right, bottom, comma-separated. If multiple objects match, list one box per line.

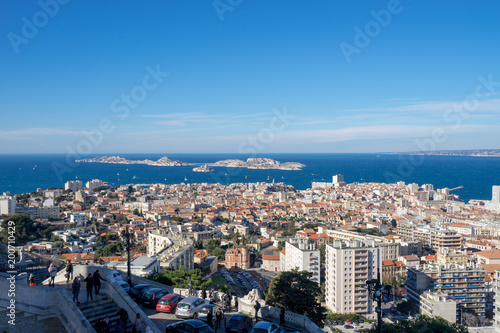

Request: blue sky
left=1, top=0, right=500, bottom=154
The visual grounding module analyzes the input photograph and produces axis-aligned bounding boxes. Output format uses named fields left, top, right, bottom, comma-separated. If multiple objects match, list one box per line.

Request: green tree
left=0, top=214, right=36, bottom=244
left=153, top=266, right=212, bottom=289
left=266, top=269, right=325, bottom=326
left=369, top=315, right=467, bottom=333
left=277, top=241, right=286, bottom=251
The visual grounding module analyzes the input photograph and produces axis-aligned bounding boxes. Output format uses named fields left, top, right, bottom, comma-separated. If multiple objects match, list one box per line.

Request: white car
left=111, top=270, right=124, bottom=281
left=117, top=280, right=130, bottom=292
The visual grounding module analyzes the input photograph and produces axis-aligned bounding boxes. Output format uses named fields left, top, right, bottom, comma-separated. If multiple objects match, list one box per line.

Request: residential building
left=262, top=254, right=280, bottom=273
left=419, top=291, right=457, bottom=323
left=283, top=238, right=320, bottom=284
left=476, top=249, right=500, bottom=265
left=0, top=195, right=16, bottom=215
left=225, top=247, right=250, bottom=269
left=406, top=263, right=486, bottom=318
left=325, top=239, right=382, bottom=317
left=86, top=179, right=105, bottom=191
left=65, top=180, right=82, bottom=192
left=396, top=223, right=462, bottom=250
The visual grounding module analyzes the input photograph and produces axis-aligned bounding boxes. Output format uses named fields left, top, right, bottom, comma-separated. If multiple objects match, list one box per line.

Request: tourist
left=93, top=269, right=106, bottom=295
left=65, top=260, right=73, bottom=283
left=72, top=277, right=81, bottom=304
left=103, top=315, right=111, bottom=332
left=134, top=313, right=143, bottom=333
left=280, top=307, right=285, bottom=327
left=84, top=273, right=94, bottom=301
left=201, top=286, right=207, bottom=300
left=29, top=274, right=36, bottom=286
left=48, top=263, right=56, bottom=287
left=253, top=300, right=261, bottom=322
left=206, top=308, right=213, bottom=328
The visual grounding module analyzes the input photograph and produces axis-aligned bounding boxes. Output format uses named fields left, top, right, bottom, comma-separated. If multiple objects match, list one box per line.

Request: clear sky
left=1, top=1, right=500, bottom=154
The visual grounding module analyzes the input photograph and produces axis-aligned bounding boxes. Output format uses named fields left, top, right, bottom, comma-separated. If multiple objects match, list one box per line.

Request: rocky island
left=214, top=158, right=305, bottom=170
left=76, top=156, right=189, bottom=166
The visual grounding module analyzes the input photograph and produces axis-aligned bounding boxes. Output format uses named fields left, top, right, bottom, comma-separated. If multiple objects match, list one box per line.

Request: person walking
left=117, top=308, right=128, bottom=327
left=134, top=313, right=143, bottom=333
left=253, top=300, right=261, bottom=323
left=65, top=260, right=73, bottom=283
left=48, top=263, right=56, bottom=287
left=93, top=269, right=106, bottom=295
left=279, top=307, right=285, bottom=327
left=201, top=286, right=207, bottom=300
left=84, top=273, right=94, bottom=302
left=72, top=277, right=81, bottom=304
left=207, top=309, right=213, bottom=329
left=215, top=309, right=222, bottom=329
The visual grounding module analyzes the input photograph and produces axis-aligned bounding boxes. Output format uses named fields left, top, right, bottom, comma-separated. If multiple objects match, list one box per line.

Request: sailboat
left=133, top=176, right=136, bottom=179
left=267, top=176, right=270, bottom=180
left=117, top=172, right=120, bottom=176
left=184, top=176, right=188, bottom=181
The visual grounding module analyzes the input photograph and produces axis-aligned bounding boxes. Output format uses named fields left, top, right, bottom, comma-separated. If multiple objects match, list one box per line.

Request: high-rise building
left=325, top=239, right=382, bottom=317
left=486, top=185, right=500, bottom=212
left=0, top=195, right=16, bottom=215
left=406, top=263, right=486, bottom=319
left=86, top=179, right=105, bottom=191
left=64, top=180, right=82, bottom=192
left=283, top=238, right=320, bottom=284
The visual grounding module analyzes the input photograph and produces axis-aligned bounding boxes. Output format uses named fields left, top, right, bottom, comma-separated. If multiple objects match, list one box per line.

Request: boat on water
left=133, top=176, right=136, bottom=179
left=193, top=164, right=214, bottom=173
left=184, top=176, right=188, bottom=181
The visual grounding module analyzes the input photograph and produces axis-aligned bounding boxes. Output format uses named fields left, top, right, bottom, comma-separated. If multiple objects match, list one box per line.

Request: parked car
left=279, top=326, right=300, bottom=333
left=141, top=288, right=169, bottom=307
left=156, top=294, right=183, bottom=313
left=198, top=304, right=223, bottom=326
left=117, top=280, right=130, bottom=293
left=175, top=296, right=209, bottom=319
left=129, top=284, right=154, bottom=301
left=225, top=313, right=253, bottom=333
left=165, top=319, right=213, bottom=333
left=344, top=325, right=354, bottom=329
left=111, top=270, right=123, bottom=281
left=249, top=321, right=280, bottom=333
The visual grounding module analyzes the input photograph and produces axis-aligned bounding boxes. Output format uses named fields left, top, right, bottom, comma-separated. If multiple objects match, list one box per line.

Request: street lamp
left=366, top=270, right=392, bottom=333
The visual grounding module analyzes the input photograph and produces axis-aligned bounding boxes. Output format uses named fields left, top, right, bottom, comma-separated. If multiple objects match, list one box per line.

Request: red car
left=156, top=294, right=183, bottom=313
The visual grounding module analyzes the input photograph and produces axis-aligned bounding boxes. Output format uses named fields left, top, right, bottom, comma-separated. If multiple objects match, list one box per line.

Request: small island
left=76, top=156, right=189, bottom=166
left=214, top=158, right=305, bottom=170
left=193, top=164, right=214, bottom=172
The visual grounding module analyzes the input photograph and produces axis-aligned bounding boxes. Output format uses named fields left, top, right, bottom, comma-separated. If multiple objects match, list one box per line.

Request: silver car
left=175, top=296, right=208, bottom=319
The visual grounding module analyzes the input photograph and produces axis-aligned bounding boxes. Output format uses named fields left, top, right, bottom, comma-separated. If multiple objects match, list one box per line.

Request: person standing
left=253, top=300, right=261, bottom=323
left=93, top=270, right=106, bottom=295
left=65, top=260, right=73, bottom=283
left=134, top=313, right=143, bottom=333
left=279, top=307, right=285, bottom=327
left=84, top=273, right=94, bottom=301
left=201, top=286, right=207, bottom=300
left=29, top=274, right=36, bottom=286
left=206, top=309, right=213, bottom=329
left=215, top=309, right=222, bottom=329
left=72, top=277, right=81, bottom=304
left=48, top=263, right=56, bottom=287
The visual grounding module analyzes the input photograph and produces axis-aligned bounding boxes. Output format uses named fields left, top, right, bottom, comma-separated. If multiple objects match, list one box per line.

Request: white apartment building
left=0, top=195, right=16, bottom=215
left=65, top=180, right=82, bottom=192
left=325, top=239, right=382, bottom=317
left=283, top=238, right=320, bottom=284
left=486, top=185, right=500, bottom=212
left=86, top=179, right=105, bottom=191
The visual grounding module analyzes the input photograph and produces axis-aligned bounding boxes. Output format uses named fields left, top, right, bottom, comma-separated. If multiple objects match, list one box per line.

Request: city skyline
left=1, top=1, right=500, bottom=154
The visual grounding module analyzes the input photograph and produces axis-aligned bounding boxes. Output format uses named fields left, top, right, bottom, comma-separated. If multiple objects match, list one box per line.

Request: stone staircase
left=77, top=293, right=134, bottom=332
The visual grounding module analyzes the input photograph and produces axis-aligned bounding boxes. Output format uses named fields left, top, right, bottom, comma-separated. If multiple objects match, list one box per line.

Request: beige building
left=419, top=291, right=457, bottom=323
left=396, top=223, right=461, bottom=250
left=325, top=239, right=382, bottom=317
left=225, top=247, right=250, bottom=269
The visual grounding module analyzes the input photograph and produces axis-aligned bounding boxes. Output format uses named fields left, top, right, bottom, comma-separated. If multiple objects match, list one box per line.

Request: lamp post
left=122, top=226, right=132, bottom=287
left=366, top=269, right=392, bottom=333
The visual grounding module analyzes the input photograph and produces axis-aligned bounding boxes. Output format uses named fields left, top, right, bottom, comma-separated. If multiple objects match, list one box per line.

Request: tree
left=266, top=269, right=325, bottom=326
left=0, top=214, right=36, bottom=244
left=153, top=266, right=212, bottom=289
left=277, top=241, right=286, bottom=251
left=369, top=315, right=468, bottom=333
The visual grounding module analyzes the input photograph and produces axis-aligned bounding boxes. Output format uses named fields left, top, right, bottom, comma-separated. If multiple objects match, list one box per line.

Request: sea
left=0, top=153, right=499, bottom=203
